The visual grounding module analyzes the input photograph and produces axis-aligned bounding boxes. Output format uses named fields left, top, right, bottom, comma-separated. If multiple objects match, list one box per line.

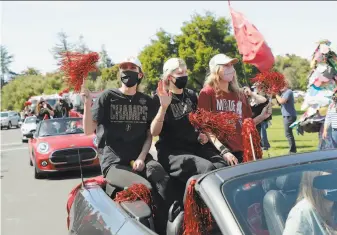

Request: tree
left=0, top=45, right=14, bottom=87
left=21, top=67, right=41, bottom=76
left=139, top=29, right=177, bottom=92
left=51, top=31, right=74, bottom=64
left=75, top=35, right=89, bottom=54
left=99, top=45, right=113, bottom=69
left=274, top=54, right=311, bottom=90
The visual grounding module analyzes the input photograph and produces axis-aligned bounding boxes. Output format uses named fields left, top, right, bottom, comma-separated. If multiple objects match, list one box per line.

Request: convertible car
left=67, top=150, right=337, bottom=235
left=25, top=117, right=100, bottom=179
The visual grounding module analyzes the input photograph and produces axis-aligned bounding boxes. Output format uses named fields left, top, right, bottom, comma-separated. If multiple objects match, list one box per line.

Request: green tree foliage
left=274, top=54, right=311, bottom=90
left=139, top=12, right=258, bottom=92
left=75, top=35, right=90, bottom=54
left=21, top=67, right=41, bottom=76
left=101, top=64, right=119, bottom=81
left=139, top=29, right=177, bottom=93
left=51, top=31, right=75, bottom=64
left=0, top=45, right=14, bottom=87
left=1, top=73, right=65, bottom=111
left=99, top=45, right=113, bottom=69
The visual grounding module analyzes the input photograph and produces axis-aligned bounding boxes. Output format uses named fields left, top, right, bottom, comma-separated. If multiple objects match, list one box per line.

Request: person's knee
left=146, top=161, right=170, bottom=184
left=196, top=160, right=216, bottom=174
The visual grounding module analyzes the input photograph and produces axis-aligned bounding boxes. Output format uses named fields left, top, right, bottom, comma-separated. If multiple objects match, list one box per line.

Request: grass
left=263, top=102, right=318, bottom=158
left=152, top=101, right=319, bottom=158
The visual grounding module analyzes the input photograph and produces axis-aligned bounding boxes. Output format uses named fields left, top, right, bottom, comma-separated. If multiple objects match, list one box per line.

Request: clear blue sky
left=2, top=1, right=337, bottom=74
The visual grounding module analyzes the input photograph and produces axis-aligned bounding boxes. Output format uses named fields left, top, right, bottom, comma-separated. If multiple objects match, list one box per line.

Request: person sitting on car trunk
left=54, top=98, right=73, bottom=118
left=36, top=99, right=54, bottom=122
left=151, top=58, right=228, bottom=189
left=81, top=56, right=172, bottom=235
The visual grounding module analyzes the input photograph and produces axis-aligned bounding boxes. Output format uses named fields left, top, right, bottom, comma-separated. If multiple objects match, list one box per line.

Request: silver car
left=21, top=116, right=37, bottom=142
left=1, top=111, right=21, bottom=129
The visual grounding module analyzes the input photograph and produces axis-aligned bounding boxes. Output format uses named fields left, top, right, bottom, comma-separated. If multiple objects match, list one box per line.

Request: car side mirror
left=25, top=130, right=36, bottom=139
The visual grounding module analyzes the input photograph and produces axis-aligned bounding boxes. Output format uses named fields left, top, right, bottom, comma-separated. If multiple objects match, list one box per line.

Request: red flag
left=229, top=6, right=274, bottom=72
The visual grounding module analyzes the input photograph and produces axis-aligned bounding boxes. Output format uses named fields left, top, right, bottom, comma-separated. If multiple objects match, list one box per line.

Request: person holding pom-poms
left=198, top=54, right=272, bottom=165
left=81, top=56, right=173, bottom=235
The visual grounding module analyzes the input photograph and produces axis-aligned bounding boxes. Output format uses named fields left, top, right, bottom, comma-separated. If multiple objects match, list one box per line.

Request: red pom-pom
left=58, top=88, right=70, bottom=97
left=189, top=109, right=239, bottom=143
left=43, top=114, right=49, bottom=120
left=251, top=71, right=286, bottom=95
left=183, top=179, right=212, bottom=235
left=114, top=184, right=154, bottom=211
left=60, top=52, right=100, bottom=92
left=242, top=118, right=263, bottom=162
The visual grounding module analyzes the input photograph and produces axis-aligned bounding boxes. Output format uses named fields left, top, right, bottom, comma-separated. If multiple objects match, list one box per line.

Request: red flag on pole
left=229, top=5, right=275, bottom=72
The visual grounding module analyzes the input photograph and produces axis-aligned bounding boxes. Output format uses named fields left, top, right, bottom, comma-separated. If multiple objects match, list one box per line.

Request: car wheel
left=34, top=166, right=43, bottom=179
left=8, top=122, right=12, bottom=129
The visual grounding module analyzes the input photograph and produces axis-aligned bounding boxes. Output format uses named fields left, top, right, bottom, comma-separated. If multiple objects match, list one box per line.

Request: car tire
left=7, top=122, right=12, bottom=129
left=34, top=166, right=43, bottom=179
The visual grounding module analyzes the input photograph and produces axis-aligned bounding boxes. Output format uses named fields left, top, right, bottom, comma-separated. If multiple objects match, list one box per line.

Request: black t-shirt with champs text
left=91, top=88, right=156, bottom=175
left=153, top=88, right=200, bottom=152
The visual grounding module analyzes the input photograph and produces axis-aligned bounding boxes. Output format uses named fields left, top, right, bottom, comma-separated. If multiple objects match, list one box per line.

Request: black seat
left=263, top=172, right=302, bottom=235
left=166, top=175, right=202, bottom=235
left=105, top=165, right=152, bottom=198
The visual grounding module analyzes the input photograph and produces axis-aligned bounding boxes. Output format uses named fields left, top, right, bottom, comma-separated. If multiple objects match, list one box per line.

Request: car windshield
left=24, top=117, right=36, bottom=124
left=1, top=113, right=9, bottom=117
left=46, top=99, right=57, bottom=107
left=221, top=158, right=337, bottom=235
left=38, top=118, right=84, bottom=137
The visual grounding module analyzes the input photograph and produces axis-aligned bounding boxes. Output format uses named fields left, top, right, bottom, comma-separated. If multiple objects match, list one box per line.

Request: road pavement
left=1, top=127, right=157, bottom=235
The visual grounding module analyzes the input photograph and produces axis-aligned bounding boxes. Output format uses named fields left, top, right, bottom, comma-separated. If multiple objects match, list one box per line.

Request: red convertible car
left=25, top=117, right=100, bottom=179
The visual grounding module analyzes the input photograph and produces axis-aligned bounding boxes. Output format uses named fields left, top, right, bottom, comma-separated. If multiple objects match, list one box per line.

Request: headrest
left=276, top=172, right=302, bottom=191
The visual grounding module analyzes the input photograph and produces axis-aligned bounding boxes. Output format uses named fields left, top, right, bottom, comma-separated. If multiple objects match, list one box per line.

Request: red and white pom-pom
left=189, top=109, right=240, bottom=143
left=183, top=180, right=212, bottom=235
left=60, top=52, right=99, bottom=92
left=242, top=118, right=263, bottom=162
left=251, top=71, right=286, bottom=95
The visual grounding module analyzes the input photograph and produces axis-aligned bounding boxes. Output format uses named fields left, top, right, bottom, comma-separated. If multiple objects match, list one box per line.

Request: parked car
left=21, top=116, right=37, bottom=143
left=25, top=117, right=99, bottom=179
left=0, top=111, right=21, bottom=129
left=67, top=150, right=337, bottom=235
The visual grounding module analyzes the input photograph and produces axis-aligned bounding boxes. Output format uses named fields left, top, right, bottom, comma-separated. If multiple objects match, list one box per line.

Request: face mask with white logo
left=222, top=65, right=235, bottom=82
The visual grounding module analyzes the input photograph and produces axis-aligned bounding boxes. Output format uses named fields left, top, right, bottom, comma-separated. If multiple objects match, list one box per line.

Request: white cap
left=209, top=54, right=238, bottom=72
left=119, top=56, right=142, bottom=69
left=163, top=58, right=186, bottom=75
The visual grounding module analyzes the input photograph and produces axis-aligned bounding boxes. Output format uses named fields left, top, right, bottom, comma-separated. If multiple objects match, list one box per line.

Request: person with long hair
left=81, top=56, right=172, bottom=235
left=283, top=171, right=337, bottom=235
left=35, top=99, right=54, bottom=121
left=198, top=54, right=272, bottom=165
left=151, top=58, right=228, bottom=185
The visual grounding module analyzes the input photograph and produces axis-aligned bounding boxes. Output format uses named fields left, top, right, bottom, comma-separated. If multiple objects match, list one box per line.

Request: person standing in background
left=323, top=91, right=337, bottom=148
left=275, top=84, right=297, bottom=154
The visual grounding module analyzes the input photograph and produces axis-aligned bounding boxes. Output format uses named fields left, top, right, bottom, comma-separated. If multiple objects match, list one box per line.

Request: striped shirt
left=325, top=103, right=337, bottom=129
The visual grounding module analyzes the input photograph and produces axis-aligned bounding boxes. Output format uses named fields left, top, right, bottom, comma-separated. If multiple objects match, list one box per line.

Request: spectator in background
left=322, top=90, right=337, bottom=148
left=249, top=85, right=272, bottom=151
left=54, top=98, right=73, bottom=118
left=36, top=99, right=54, bottom=121
left=275, top=84, right=297, bottom=154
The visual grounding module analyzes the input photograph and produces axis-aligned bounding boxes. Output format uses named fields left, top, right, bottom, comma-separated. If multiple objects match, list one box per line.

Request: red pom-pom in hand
left=251, top=71, right=286, bottom=95
left=189, top=109, right=239, bottom=143
left=60, top=52, right=100, bottom=92
left=242, top=118, right=263, bottom=162
left=24, top=101, right=32, bottom=107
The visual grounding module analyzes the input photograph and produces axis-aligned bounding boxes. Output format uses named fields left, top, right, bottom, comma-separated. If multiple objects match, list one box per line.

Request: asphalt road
left=1, top=128, right=158, bottom=235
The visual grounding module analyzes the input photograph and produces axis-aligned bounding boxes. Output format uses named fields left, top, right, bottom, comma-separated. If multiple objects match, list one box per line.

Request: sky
left=1, top=1, right=337, bottom=75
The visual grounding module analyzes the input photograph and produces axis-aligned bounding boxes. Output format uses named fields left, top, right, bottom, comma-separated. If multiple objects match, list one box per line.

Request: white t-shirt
left=283, top=198, right=336, bottom=235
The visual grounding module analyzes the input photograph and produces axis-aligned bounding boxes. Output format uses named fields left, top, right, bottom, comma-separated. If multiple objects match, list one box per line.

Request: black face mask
left=173, top=76, right=188, bottom=89
left=120, top=71, right=140, bottom=88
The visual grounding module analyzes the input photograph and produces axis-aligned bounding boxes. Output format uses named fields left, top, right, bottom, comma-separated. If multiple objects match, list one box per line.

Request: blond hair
left=204, top=64, right=241, bottom=97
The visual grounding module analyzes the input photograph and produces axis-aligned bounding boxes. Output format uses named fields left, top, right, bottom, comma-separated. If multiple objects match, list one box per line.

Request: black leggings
left=157, top=143, right=228, bottom=184
left=105, top=156, right=173, bottom=235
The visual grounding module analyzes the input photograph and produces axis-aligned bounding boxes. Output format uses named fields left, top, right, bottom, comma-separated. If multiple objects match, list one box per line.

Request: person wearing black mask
left=54, top=98, right=73, bottom=118
left=36, top=99, right=54, bottom=122
left=151, top=58, right=228, bottom=199
left=81, top=56, right=173, bottom=235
